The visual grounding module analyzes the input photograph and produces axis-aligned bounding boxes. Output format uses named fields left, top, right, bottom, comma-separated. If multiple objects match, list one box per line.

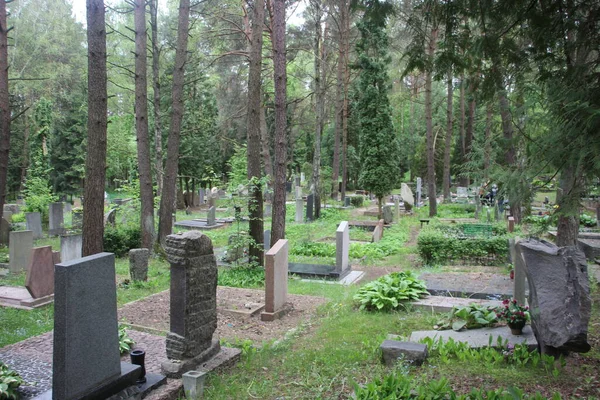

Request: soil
left=118, top=286, right=328, bottom=345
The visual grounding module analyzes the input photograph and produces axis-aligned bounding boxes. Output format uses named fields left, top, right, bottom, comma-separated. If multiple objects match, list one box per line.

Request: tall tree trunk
left=497, top=89, right=521, bottom=222
left=134, top=0, right=155, bottom=250
left=0, top=0, right=9, bottom=215
left=19, top=119, right=29, bottom=193
left=464, top=85, right=476, bottom=188
left=83, top=0, right=108, bottom=256
left=425, top=28, right=438, bottom=217
left=157, top=0, right=190, bottom=247
left=458, top=72, right=467, bottom=187
left=150, top=0, right=163, bottom=197
left=442, top=69, right=453, bottom=202
left=484, top=103, right=492, bottom=179
left=260, top=101, right=273, bottom=184
left=555, top=165, right=580, bottom=246
left=311, top=0, right=325, bottom=219
left=269, top=0, right=288, bottom=245
left=332, top=0, right=348, bottom=201
left=247, top=0, right=265, bottom=265
left=409, top=77, right=415, bottom=181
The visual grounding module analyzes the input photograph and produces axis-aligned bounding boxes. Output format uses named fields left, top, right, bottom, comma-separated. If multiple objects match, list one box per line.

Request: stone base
left=33, top=362, right=142, bottom=400
left=173, top=220, right=225, bottom=231
left=408, top=326, right=538, bottom=351
left=261, top=302, right=294, bottom=322
left=411, top=295, right=502, bottom=314
left=380, top=340, right=428, bottom=366
left=288, top=262, right=352, bottom=280
left=161, top=344, right=241, bottom=379
left=221, top=302, right=265, bottom=319
left=0, top=286, right=54, bottom=310
left=161, top=340, right=221, bottom=378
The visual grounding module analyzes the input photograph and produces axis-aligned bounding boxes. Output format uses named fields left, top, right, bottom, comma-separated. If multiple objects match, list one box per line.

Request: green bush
left=435, top=304, right=498, bottom=331
left=580, top=213, right=597, bottom=227
left=10, top=213, right=25, bottom=223
left=417, top=228, right=509, bottom=265
left=22, top=176, right=58, bottom=221
left=350, top=195, right=365, bottom=207
left=103, top=225, right=141, bottom=258
left=0, top=362, right=24, bottom=400
left=353, top=271, right=428, bottom=311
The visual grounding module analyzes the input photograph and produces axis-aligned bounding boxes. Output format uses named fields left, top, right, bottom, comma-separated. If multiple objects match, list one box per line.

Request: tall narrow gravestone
left=9, top=230, right=33, bottom=273
left=207, top=206, right=216, bottom=226
left=26, top=212, right=43, bottom=239
left=295, top=198, right=303, bottom=223
left=60, top=234, right=82, bottom=263
left=49, top=202, right=64, bottom=236
left=261, top=239, right=289, bottom=321
left=336, top=221, right=350, bottom=276
left=51, top=253, right=143, bottom=399
left=162, top=231, right=220, bottom=377
left=416, top=177, right=422, bottom=207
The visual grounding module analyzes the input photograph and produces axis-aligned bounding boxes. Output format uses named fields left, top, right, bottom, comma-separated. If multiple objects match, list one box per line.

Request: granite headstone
left=49, top=202, right=65, bottom=236
left=129, top=248, right=150, bottom=281
left=25, top=246, right=55, bottom=298
left=207, top=206, right=216, bottom=226
left=60, top=234, right=82, bottom=263
left=9, top=230, right=33, bottom=273
left=26, top=212, right=43, bottom=239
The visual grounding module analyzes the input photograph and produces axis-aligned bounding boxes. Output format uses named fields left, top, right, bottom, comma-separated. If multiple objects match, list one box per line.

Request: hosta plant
left=0, top=362, right=24, bottom=400
left=435, top=304, right=498, bottom=331
left=353, top=271, right=428, bottom=311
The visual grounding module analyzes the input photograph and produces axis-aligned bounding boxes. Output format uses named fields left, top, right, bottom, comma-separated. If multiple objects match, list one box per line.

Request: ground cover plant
left=434, top=304, right=498, bottom=331
left=354, top=271, right=428, bottom=311
left=0, top=362, right=24, bottom=400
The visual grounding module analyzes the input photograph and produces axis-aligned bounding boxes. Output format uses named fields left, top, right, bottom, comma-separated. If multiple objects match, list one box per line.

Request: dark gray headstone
left=49, top=202, right=65, bottom=236
left=306, top=194, right=314, bottom=222
left=26, top=212, right=43, bottom=239
left=295, top=176, right=301, bottom=187
left=0, top=217, right=9, bottom=245
left=53, top=253, right=121, bottom=399
left=517, top=239, right=591, bottom=354
left=264, top=230, right=271, bottom=252
left=164, top=231, right=218, bottom=363
left=9, top=230, right=33, bottom=273
left=383, top=205, right=393, bottom=224
left=207, top=206, right=216, bottom=226
left=60, top=234, right=82, bottom=263
left=344, top=197, right=351, bottom=207
left=286, top=182, right=292, bottom=193
left=129, top=248, right=150, bottom=281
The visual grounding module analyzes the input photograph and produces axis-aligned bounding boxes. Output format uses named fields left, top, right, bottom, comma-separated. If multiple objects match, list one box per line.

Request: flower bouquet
left=496, top=298, right=529, bottom=335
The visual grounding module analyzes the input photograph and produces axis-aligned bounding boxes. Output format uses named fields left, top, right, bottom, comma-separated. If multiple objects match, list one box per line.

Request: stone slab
left=0, top=286, right=54, bottom=310
left=25, top=246, right=55, bottom=298
left=60, top=234, right=82, bottom=263
left=262, top=239, right=288, bottom=321
left=53, top=252, right=122, bottom=400
left=409, top=326, right=538, bottom=351
left=220, top=302, right=265, bottom=319
left=300, top=270, right=364, bottom=286
left=380, top=340, right=427, bottom=366
left=411, top=295, right=502, bottom=313
left=48, top=203, right=65, bottom=236
left=288, top=262, right=351, bottom=280
left=336, top=221, right=350, bottom=274
left=173, top=220, right=225, bottom=231
left=578, top=238, right=600, bottom=260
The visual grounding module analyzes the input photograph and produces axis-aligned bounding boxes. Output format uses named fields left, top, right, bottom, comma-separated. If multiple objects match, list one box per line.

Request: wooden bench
left=419, top=219, right=430, bottom=228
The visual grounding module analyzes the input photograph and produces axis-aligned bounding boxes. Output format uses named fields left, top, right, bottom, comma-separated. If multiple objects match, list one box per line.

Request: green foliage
left=218, top=266, right=264, bottom=288
left=23, top=176, right=58, bottom=220
left=435, top=304, right=498, bottom=331
left=291, top=242, right=336, bottom=258
left=226, top=144, right=248, bottom=191
left=118, top=325, right=135, bottom=355
left=417, top=226, right=509, bottom=265
left=353, top=271, right=428, bottom=311
left=350, top=195, right=365, bottom=207
left=495, top=298, right=530, bottom=325
left=0, top=362, right=25, bottom=400
left=9, top=213, right=25, bottom=223
left=103, top=225, right=141, bottom=258
left=579, top=213, right=597, bottom=228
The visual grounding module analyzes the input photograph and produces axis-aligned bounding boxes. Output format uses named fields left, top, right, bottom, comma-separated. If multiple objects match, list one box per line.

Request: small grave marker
left=49, top=202, right=65, bottom=236
left=207, top=206, right=216, bottom=226
left=261, top=239, right=289, bottom=321
left=26, top=212, right=43, bottom=239
left=60, top=234, right=82, bottom=263
left=336, top=221, right=350, bottom=275
left=129, top=248, right=150, bottom=281
left=25, top=246, right=55, bottom=299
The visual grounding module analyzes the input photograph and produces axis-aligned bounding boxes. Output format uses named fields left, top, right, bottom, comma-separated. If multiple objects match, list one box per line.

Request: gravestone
left=0, top=217, right=9, bottom=245
left=401, top=183, right=414, bottom=210
left=264, top=230, right=271, bottom=252
left=517, top=239, right=591, bottom=354
left=416, top=177, right=422, bottom=207
left=49, top=202, right=65, bottom=236
left=261, top=239, right=289, bottom=321
left=26, top=212, right=43, bottom=239
left=61, top=234, right=83, bottom=263
left=208, top=194, right=216, bottom=208
left=129, top=248, right=150, bottom=281
left=264, top=202, right=272, bottom=218
left=508, top=216, right=515, bottom=233
left=2, top=210, right=12, bottom=222
left=104, top=208, right=117, bottom=227
left=306, top=194, right=314, bottom=222
left=295, top=176, right=301, bottom=187
left=286, top=181, right=292, bottom=193
left=336, top=221, right=350, bottom=275
left=9, top=230, right=33, bottom=273
left=372, top=219, right=384, bottom=243
left=295, top=198, right=303, bottom=223
left=383, top=205, right=393, bottom=224
left=394, top=197, right=400, bottom=220
left=207, top=206, right=216, bottom=226
left=199, top=188, right=205, bottom=205
left=508, top=238, right=526, bottom=305
left=162, top=231, right=220, bottom=377
left=52, top=253, right=143, bottom=399
left=25, top=246, right=55, bottom=298
left=344, top=197, right=351, bottom=207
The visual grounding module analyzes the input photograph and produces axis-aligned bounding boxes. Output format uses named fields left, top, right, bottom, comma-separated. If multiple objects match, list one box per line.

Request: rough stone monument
left=261, top=239, right=289, bottom=321
left=161, top=231, right=221, bottom=377
left=401, top=183, right=415, bottom=211
left=48, top=202, right=65, bottom=236
left=207, top=206, right=216, bottom=226
left=383, top=205, right=393, bottom=224
left=372, top=219, right=384, bottom=243
left=60, top=234, right=82, bottom=263
left=9, top=230, right=33, bottom=273
left=26, top=212, right=43, bottom=239
left=517, top=239, right=591, bottom=355
left=129, top=248, right=150, bottom=281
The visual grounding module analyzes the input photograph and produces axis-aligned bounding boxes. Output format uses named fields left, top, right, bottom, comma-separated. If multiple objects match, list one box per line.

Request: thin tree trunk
left=555, top=165, right=580, bottom=246
left=150, top=0, right=163, bottom=197
left=484, top=103, right=492, bottom=179
left=409, top=77, right=415, bottom=180
left=458, top=72, right=467, bottom=187
left=134, top=0, right=154, bottom=250
left=331, top=45, right=342, bottom=200
left=442, top=69, right=453, bottom=202
left=465, top=88, right=476, bottom=187
left=312, top=1, right=325, bottom=219
left=157, top=0, right=190, bottom=247
left=19, top=119, right=29, bottom=193
left=83, top=0, right=108, bottom=256
left=269, top=0, right=288, bottom=245
left=425, top=28, right=438, bottom=217
left=260, top=101, right=273, bottom=184
left=247, top=0, right=265, bottom=265
left=0, top=0, right=9, bottom=214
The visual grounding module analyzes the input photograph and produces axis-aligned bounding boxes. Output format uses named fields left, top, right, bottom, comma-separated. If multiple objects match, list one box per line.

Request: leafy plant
left=0, top=362, right=25, bottom=400
left=579, top=213, right=597, bottom=227
left=22, top=176, right=58, bottom=221
left=118, top=324, right=135, bottom=354
left=435, top=304, right=498, bottom=331
left=353, top=271, right=428, bottom=311
left=218, top=266, right=264, bottom=288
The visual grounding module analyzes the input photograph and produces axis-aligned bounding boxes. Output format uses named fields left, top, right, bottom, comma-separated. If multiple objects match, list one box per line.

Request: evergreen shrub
left=103, top=225, right=141, bottom=258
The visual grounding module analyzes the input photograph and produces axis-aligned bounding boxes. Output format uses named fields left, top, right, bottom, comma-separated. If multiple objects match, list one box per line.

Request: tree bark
left=458, top=72, right=467, bottom=187
left=464, top=86, right=476, bottom=187
left=260, top=101, right=273, bottom=184
left=425, top=28, right=438, bottom=217
left=555, top=165, right=580, bottom=246
left=83, top=0, right=108, bottom=256
left=269, top=0, right=287, bottom=245
left=150, top=0, right=163, bottom=197
left=332, top=0, right=347, bottom=201
left=311, top=0, right=326, bottom=219
left=247, top=0, right=265, bottom=265
left=484, top=103, right=492, bottom=180
left=134, top=0, right=155, bottom=250
left=339, top=0, right=349, bottom=202
left=0, top=0, right=9, bottom=215
left=442, top=69, right=453, bottom=202
left=157, top=0, right=190, bottom=247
